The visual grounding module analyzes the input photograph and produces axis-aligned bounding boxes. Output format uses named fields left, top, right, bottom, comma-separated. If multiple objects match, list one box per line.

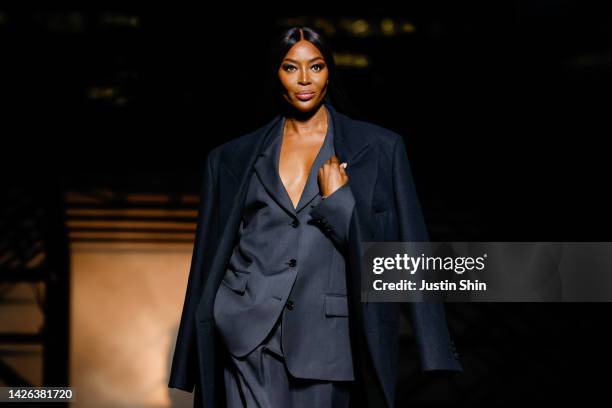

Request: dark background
left=1, top=2, right=611, bottom=406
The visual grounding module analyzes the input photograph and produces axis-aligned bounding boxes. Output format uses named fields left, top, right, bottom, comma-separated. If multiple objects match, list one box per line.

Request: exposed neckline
left=276, top=107, right=330, bottom=211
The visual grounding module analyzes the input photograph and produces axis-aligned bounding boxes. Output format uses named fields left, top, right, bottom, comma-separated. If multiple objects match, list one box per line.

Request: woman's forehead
left=284, top=40, right=324, bottom=60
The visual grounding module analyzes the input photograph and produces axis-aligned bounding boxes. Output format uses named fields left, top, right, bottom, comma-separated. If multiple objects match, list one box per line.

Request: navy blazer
left=168, top=103, right=462, bottom=407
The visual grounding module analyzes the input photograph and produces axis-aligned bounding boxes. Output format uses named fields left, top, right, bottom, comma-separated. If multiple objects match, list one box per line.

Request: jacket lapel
left=292, top=109, right=335, bottom=212
left=252, top=116, right=301, bottom=216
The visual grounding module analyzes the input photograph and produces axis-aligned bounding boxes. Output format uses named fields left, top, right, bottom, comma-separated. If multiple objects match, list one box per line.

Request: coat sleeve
left=168, top=151, right=218, bottom=392
left=309, top=182, right=356, bottom=250
left=391, top=134, right=463, bottom=372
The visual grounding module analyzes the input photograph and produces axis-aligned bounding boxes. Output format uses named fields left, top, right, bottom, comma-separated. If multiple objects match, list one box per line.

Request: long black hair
left=267, top=26, right=355, bottom=117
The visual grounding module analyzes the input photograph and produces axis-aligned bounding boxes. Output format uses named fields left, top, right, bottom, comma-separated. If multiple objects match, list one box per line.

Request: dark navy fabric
left=221, top=308, right=352, bottom=408
left=168, top=103, right=463, bottom=408
left=213, top=106, right=357, bottom=382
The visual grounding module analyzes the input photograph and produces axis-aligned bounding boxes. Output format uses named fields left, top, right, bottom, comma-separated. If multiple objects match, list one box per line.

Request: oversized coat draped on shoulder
left=168, top=103, right=462, bottom=407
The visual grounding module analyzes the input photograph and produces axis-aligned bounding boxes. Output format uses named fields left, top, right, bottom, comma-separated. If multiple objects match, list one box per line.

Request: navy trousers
left=221, top=313, right=353, bottom=408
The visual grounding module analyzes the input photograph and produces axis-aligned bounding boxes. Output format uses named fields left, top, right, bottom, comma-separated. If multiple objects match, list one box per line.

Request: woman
left=169, top=27, right=462, bottom=408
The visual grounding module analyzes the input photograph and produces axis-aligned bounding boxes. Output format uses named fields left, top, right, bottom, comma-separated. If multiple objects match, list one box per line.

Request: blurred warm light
left=65, top=192, right=199, bottom=205
left=99, top=13, right=140, bottom=28
left=381, top=18, right=395, bottom=36
left=313, top=17, right=336, bottom=36
left=0, top=282, right=45, bottom=334
left=66, top=193, right=170, bottom=204
left=181, top=194, right=200, bottom=205
left=40, top=11, right=85, bottom=32
left=352, top=19, right=370, bottom=37
left=64, top=186, right=198, bottom=405
left=567, top=52, right=612, bottom=68
left=67, top=220, right=196, bottom=231
left=25, top=251, right=45, bottom=269
left=69, top=231, right=195, bottom=241
left=128, top=194, right=174, bottom=203
left=333, top=52, right=370, bottom=68
left=88, top=86, right=117, bottom=100
left=402, top=22, right=416, bottom=33
left=276, top=16, right=415, bottom=38
left=0, top=281, right=45, bottom=390
left=66, top=208, right=198, bottom=217
left=70, top=240, right=194, bottom=407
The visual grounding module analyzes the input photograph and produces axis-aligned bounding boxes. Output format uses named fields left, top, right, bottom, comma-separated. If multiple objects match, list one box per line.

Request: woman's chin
left=289, top=99, right=322, bottom=113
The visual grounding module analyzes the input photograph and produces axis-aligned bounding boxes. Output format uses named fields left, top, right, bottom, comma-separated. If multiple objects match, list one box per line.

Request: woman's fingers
left=324, top=155, right=346, bottom=167
left=317, top=156, right=349, bottom=197
left=322, top=157, right=348, bottom=175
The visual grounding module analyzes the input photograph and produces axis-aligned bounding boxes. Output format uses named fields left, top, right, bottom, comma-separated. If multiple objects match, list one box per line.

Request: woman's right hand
left=317, top=155, right=348, bottom=198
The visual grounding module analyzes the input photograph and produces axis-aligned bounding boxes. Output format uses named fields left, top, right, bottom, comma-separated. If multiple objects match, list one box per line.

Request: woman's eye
left=283, top=64, right=297, bottom=72
left=311, top=64, right=325, bottom=72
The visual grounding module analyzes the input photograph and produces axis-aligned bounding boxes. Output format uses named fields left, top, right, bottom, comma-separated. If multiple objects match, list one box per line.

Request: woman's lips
left=296, top=92, right=315, bottom=101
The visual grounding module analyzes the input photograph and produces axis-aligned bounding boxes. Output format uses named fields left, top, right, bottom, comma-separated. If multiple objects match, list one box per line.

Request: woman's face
left=278, top=40, right=329, bottom=113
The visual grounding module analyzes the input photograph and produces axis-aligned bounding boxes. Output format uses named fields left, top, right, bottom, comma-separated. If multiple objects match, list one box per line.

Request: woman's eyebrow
left=282, top=57, right=324, bottom=63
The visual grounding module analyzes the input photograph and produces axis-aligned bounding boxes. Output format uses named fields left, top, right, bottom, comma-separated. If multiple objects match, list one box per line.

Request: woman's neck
left=283, top=103, right=328, bottom=138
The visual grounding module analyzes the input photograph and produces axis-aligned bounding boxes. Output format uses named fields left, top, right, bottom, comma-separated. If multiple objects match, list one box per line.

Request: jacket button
left=286, top=300, right=294, bottom=310
left=287, top=259, right=297, bottom=267
left=291, top=219, right=300, bottom=228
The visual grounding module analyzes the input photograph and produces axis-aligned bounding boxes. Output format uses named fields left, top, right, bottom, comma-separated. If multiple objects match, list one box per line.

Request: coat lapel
left=329, top=105, right=378, bottom=239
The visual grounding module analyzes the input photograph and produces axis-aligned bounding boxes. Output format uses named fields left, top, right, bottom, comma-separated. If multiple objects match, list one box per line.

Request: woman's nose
left=298, top=70, right=311, bottom=85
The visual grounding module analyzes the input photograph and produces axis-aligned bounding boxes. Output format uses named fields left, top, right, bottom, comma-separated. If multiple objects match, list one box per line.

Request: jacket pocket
left=324, top=294, right=349, bottom=317
left=221, top=270, right=250, bottom=294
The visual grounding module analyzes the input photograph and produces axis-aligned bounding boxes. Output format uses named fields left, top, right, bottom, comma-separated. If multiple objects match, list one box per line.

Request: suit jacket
left=168, top=103, right=463, bottom=407
left=212, top=109, right=356, bottom=381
